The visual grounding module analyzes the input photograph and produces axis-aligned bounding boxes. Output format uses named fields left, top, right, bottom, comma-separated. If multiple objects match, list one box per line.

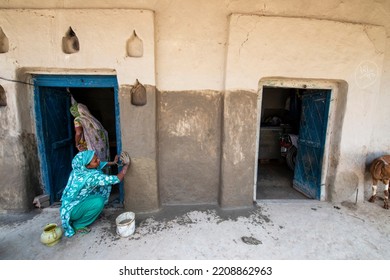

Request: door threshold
left=256, top=199, right=316, bottom=204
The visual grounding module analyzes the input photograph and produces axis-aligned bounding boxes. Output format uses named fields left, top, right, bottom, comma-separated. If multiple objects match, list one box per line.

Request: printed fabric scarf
left=70, top=102, right=110, bottom=161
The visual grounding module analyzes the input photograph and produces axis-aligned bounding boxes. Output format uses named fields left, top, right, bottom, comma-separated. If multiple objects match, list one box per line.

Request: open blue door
left=35, top=87, right=74, bottom=203
left=293, top=90, right=330, bottom=199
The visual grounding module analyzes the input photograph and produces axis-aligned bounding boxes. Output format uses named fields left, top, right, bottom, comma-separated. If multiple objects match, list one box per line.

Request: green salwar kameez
left=60, top=151, right=120, bottom=237
left=69, top=195, right=105, bottom=231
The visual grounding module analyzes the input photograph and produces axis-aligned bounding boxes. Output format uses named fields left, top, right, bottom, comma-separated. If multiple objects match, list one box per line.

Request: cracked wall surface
left=224, top=15, right=386, bottom=203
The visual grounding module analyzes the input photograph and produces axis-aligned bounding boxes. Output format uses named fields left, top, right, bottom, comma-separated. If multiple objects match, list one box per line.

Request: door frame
left=33, top=74, right=122, bottom=202
left=255, top=78, right=344, bottom=202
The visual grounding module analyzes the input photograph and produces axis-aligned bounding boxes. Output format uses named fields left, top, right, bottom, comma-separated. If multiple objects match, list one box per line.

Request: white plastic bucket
left=116, top=212, right=135, bottom=237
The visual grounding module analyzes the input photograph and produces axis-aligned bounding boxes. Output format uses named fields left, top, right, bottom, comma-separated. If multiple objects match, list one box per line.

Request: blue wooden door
left=293, top=90, right=330, bottom=199
left=35, top=87, right=74, bottom=202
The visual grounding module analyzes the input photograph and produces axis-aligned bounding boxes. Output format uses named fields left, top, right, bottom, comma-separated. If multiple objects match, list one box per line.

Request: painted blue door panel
left=38, top=87, right=74, bottom=202
left=293, top=91, right=330, bottom=199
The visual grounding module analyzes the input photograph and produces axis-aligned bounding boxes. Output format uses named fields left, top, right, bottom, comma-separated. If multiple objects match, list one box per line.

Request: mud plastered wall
left=223, top=15, right=386, bottom=203
left=158, top=91, right=222, bottom=205
left=120, top=85, right=158, bottom=212
left=0, top=9, right=157, bottom=211
left=1, top=1, right=390, bottom=211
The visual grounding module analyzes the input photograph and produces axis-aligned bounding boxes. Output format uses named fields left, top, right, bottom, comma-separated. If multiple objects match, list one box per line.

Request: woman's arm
left=86, top=163, right=129, bottom=187
left=116, top=164, right=129, bottom=181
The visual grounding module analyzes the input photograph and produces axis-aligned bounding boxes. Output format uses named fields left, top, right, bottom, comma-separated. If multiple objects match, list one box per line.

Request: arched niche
left=0, top=85, right=6, bottom=106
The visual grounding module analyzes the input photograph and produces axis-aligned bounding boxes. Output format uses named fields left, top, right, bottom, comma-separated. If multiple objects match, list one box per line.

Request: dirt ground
left=1, top=200, right=390, bottom=260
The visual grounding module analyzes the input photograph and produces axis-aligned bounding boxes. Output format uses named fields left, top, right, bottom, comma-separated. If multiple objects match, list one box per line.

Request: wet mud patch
left=99, top=204, right=274, bottom=241
left=248, top=208, right=272, bottom=225
left=241, top=236, right=262, bottom=245
left=136, top=217, right=175, bottom=235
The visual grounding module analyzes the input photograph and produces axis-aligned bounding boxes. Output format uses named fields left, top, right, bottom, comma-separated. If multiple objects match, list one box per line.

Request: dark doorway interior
left=257, top=161, right=307, bottom=199
left=68, top=87, right=120, bottom=204
left=257, top=87, right=306, bottom=199
left=69, top=87, right=117, bottom=163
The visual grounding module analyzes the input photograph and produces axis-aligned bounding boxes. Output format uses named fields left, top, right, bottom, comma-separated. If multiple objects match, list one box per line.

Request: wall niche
left=0, top=27, right=9, bottom=53
left=0, top=85, right=7, bottom=106
left=127, top=30, right=143, bottom=57
left=62, top=26, right=80, bottom=54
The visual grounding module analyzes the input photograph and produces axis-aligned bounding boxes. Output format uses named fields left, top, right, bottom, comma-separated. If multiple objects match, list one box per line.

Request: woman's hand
left=106, top=155, right=119, bottom=166
left=113, top=155, right=119, bottom=165
left=76, top=144, right=87, bottom=151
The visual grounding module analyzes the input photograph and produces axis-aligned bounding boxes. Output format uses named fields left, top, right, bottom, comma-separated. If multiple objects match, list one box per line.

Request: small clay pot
left=40, top=223, right=63, bottom=246
left=131, top=79, right=147, bottom=106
